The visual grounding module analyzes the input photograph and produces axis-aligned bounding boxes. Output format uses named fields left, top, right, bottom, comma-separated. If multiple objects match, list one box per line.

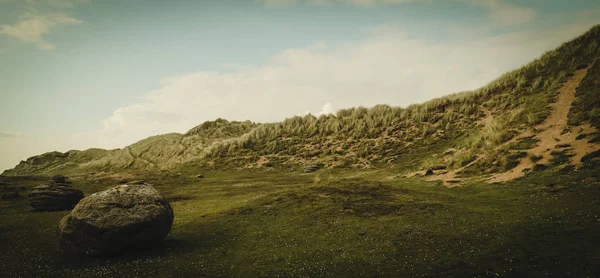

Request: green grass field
left=1, top=163, right=599, bottom=277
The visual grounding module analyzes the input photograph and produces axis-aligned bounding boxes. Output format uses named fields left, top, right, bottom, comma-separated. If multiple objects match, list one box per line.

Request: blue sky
left=1, top=0, right=599, bottom=171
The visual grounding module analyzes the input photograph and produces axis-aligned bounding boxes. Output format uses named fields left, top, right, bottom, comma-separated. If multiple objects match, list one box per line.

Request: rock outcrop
left=58, top=184, right=174, bottom=256
left=28, top=185, right=83, bottom=211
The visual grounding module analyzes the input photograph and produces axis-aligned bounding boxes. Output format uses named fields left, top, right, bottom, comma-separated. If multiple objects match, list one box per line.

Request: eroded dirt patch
left=489, top=62, right=600, bottom=183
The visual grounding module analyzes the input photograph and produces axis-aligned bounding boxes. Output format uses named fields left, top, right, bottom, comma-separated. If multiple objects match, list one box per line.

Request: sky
left=1, top=0, right=599, bottom=171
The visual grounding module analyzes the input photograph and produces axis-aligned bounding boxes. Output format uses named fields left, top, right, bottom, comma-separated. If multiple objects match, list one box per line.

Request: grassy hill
left=3, top=25, right=600, bottom=179
left=2, top=119, right=256, bottom=176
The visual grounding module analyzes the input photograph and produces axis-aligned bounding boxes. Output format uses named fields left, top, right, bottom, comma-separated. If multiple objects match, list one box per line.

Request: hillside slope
left=2, top=119, right=256, bottom=176
left=4, top=25, right=600, bottom=179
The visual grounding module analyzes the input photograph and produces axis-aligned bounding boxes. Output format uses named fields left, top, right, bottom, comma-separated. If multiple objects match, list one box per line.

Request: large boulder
left=29, top=185, right=83, bottom=211
left=57, top=184, right=174, bottom=256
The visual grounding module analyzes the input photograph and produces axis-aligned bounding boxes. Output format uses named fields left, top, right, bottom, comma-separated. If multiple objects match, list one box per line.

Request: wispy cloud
left=261, top=0, right=298, bottom=7
left=0, top=13, right=81, bottom=50
left=0, top=131, right=22, bottom=138
left=45, top=0, right=90, bottom=8
left=262, top=0, right=416, bottom=6
left=262, top=0, right=535, bottom=27
left=462, top=0, right=535, bottom=26
left=0, top=0, right=88, bottom=50
left=313, top=0, right=416, bottom=5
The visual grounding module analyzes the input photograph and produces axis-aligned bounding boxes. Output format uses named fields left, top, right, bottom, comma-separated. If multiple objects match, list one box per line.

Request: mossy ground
left=1, top=163, right=599, bottom=277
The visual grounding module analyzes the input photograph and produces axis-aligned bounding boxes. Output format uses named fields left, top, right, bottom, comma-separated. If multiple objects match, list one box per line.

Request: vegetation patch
left=530, top=154, right=543, bottom=163
left=504, top=151, right=528, bottom=171
left=581, top=150, right=600, bottom=163
left=569, top=57, right=600, bottom=129
left=550, top=150, right=573, bottom=165
left=559, top=165, right=575, bottom=174
left=508, top=136, right=539, bottom=150
left=533, top=164, right=548, bottom=171
left=589, top=133, right=600, bottom=143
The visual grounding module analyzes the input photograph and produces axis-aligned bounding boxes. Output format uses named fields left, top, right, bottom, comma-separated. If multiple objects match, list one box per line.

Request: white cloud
left=0, top=0, right=87, bottom=50
left=317, top=102, right=334, bottom=116
left=298, top=102, right=332, bottom=116
left=0, top=13, right=81, bottom=50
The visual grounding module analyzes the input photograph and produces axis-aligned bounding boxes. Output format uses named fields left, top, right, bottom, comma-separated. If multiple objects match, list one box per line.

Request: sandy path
left=408, top=60, right=599, bottom=186
left=489, top=62, right=599, bottom=183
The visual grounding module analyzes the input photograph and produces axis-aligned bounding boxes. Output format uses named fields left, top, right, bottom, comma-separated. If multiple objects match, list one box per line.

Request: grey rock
left=303, top=164, right=321, bottom=173
left=58, top=184, right=174, bottom=257
left=28, top=185, right=83, bottom=211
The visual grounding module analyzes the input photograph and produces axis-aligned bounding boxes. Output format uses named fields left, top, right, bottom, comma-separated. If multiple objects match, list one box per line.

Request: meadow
left=1, top=162, right=599, bottom=277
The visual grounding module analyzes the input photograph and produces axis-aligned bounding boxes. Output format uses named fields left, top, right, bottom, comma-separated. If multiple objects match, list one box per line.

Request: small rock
left=303, top=164, right=321, bottom=173
left=28, top=185, right=83, bottom=211
left=424, top=169, right=434, bottom=176
left=195, top=174, right=204, bottom=178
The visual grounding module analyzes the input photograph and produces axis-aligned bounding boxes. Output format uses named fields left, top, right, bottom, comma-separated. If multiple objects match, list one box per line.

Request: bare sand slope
left=489, top=61, right=600, bottom=183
